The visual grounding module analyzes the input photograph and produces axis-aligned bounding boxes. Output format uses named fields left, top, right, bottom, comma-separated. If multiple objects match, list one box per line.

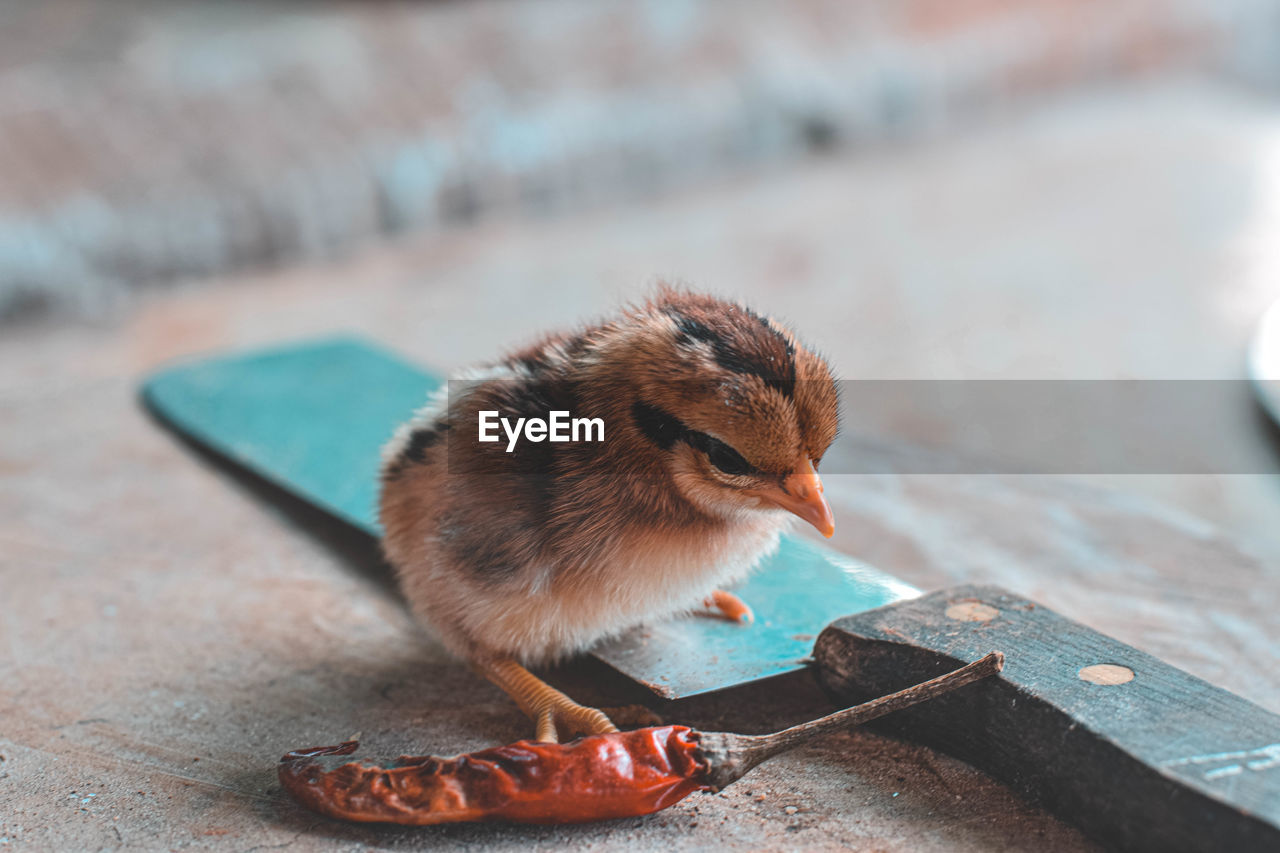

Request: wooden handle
left=813, top=585, right=1280, bottom=853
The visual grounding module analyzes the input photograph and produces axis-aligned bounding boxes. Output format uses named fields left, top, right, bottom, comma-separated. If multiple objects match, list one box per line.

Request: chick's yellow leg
left=705, top=589, right=754, bottom=624
left=475, top=657, right=619, bottom=744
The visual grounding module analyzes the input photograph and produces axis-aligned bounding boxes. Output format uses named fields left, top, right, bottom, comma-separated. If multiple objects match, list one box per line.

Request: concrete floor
left=4, top=78, right=1280, bottom=850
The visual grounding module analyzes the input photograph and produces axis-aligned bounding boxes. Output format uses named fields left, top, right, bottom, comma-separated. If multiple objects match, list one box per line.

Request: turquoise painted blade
left=141, top=337, right=918, bottom=698
left=591, top=538, right=919, bottom=698
left=143, top=337, right=435, bottom=533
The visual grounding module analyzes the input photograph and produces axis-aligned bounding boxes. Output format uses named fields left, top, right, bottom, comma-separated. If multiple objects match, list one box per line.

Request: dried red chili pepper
left=279, top=725, right=709, bottom=824
left=279, top=652, right=1001, bottom=825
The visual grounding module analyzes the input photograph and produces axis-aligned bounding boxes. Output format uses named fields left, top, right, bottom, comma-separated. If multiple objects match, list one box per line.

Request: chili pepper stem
left=697, top=651, right=1004, bottom=790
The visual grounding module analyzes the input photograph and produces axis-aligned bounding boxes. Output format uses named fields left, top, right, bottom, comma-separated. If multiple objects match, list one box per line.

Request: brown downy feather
left=379, top=288, right=839, bottom=666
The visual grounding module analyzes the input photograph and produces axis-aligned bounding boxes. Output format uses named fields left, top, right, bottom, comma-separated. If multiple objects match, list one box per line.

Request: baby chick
left=379, top=290, right=838, bottom=742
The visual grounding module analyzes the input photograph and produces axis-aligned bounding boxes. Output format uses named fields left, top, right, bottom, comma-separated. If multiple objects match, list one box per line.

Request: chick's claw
left=477, top=656, right=619, bottom=744
left=535, top=701, right=620, bottom=744
left=705, top=589, right=754, bottom=624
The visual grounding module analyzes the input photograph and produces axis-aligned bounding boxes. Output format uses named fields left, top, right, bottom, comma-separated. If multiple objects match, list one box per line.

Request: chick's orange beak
left=747, top=457, right=835, bottom=538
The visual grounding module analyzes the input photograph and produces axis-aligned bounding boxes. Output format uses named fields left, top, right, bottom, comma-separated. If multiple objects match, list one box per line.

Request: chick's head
left=611, top=292, right=840, bottom=536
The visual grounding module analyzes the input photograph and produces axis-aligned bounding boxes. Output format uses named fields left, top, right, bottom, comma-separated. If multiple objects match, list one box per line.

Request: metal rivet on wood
left=1078, top=663, right=1135, bottom=685
left=944, top=600, right=999, bottom=622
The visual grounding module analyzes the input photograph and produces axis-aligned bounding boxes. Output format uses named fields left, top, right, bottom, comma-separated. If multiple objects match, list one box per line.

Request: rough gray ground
left=4, top=80, right=1280, bottom=850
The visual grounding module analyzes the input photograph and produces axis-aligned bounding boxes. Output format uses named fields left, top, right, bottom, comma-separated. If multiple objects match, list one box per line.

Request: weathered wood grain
left=815, top=585, right=1280, bottom=852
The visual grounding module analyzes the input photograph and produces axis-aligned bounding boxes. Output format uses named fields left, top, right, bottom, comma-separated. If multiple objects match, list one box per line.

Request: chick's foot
left=704, top=589, right=754, bottom=624
left=476, top=656, right=620, bottom=744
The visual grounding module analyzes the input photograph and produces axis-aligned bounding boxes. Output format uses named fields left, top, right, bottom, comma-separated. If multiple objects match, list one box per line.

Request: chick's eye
left=705, top=437, right=753, bottom=476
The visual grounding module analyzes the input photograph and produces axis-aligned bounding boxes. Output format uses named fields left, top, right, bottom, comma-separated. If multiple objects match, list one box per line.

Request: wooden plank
left=814, top=585, right=1280, bottom=853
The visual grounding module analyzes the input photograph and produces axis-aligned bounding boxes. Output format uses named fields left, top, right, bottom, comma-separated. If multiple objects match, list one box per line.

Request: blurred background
left=6, top=0, right=1280, bottom=557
